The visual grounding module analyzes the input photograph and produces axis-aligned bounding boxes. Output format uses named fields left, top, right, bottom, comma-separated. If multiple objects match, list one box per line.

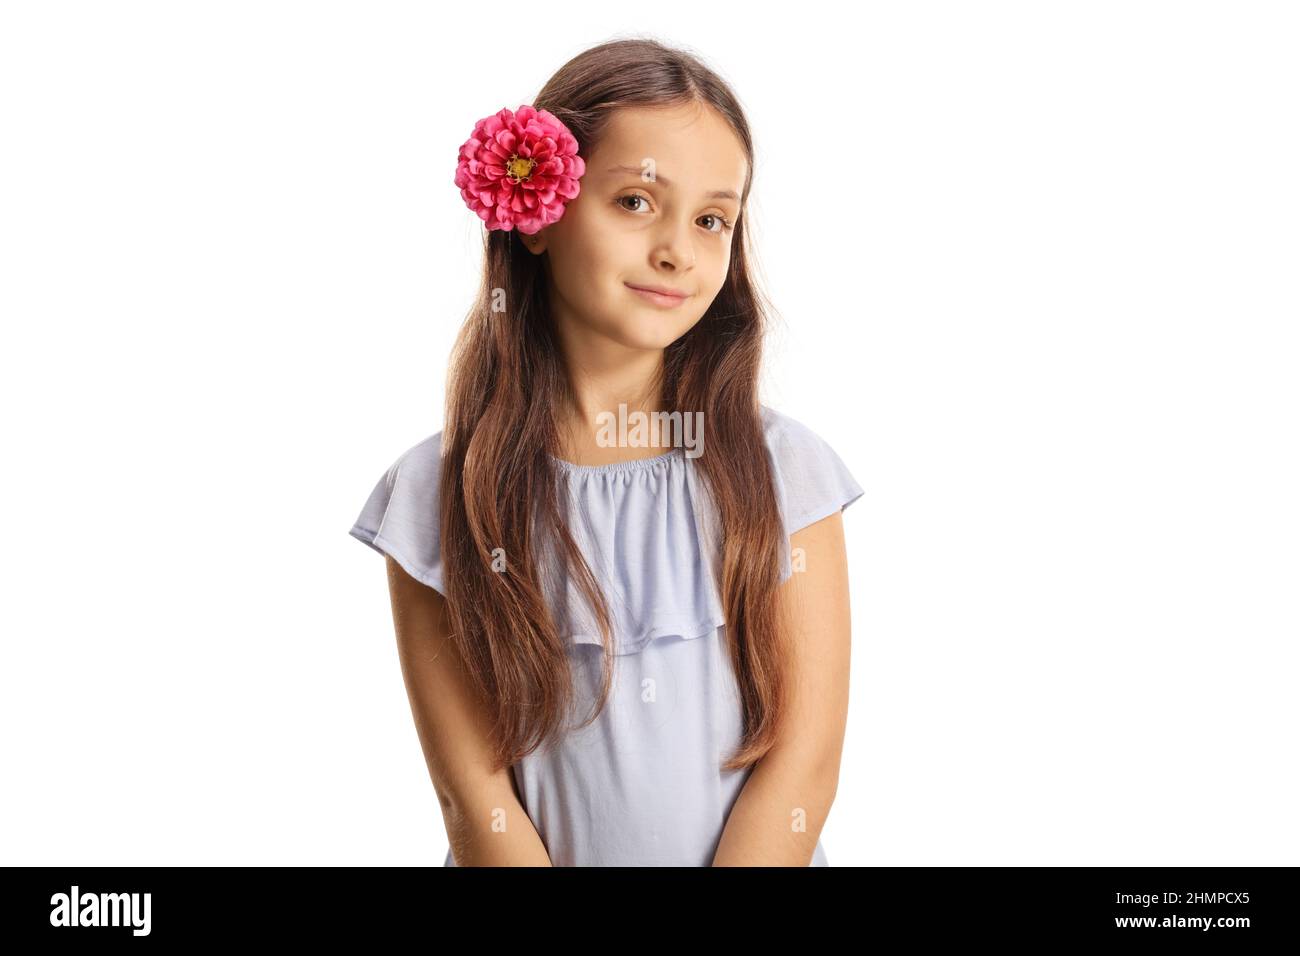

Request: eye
left=616, top=194, right=652, bottom=214
left=699, top=213, right=735, bottom=234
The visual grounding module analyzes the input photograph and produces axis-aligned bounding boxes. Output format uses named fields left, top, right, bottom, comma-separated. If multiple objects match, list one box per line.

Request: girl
left=349, top=37, right=863, bottom=866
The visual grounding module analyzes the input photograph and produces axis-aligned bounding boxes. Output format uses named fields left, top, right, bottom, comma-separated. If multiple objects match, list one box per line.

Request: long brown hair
left=440, top=37, right=790, bottom=773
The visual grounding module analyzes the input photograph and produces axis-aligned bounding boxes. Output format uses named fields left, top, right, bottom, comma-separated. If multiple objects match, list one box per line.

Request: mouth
left=625, top=282, right=690, bottom=308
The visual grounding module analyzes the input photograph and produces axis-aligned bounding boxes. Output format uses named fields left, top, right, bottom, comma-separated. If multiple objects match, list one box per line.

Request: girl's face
left=526, top=102, right=748, bottom=353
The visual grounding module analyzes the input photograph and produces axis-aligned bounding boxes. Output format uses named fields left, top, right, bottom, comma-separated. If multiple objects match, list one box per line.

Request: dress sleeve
left=348, top=431, right=446, bottom=595
left=761, top=407, right=865, bottom=580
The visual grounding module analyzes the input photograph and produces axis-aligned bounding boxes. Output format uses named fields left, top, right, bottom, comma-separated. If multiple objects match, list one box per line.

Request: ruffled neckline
left=538, top=443, right=725, bottom=655
left=548, top=446, right=686, bottom=475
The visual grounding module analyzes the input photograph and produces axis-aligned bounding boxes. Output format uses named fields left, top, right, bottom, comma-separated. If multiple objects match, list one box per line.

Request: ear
left=520, top=228, right=548, bottom=255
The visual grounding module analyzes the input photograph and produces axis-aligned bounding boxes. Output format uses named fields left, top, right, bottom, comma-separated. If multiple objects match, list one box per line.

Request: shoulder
left=349, top=429, right=447, bottom=594
left=357, top=429, right=446, bottom=523
left=757, top=404, right=864, bottom=539
left=759, top=404, right=832, bottom=455
left=385, top=430, right=444, bottom=480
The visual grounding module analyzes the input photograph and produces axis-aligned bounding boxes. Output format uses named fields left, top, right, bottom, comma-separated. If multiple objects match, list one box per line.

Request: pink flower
left=453, top=105, right=586, bottom=235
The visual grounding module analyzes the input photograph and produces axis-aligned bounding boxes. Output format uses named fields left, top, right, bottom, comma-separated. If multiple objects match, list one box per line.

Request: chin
left=610, top=328, right=680, bottom=351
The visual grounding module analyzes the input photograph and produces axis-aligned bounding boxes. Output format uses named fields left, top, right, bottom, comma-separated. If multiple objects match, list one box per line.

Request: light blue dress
left=349, top=404, right=864, bottom=866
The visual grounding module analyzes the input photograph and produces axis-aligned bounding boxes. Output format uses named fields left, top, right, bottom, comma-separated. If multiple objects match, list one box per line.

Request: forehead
left=591, top=103, right=748, bottom=196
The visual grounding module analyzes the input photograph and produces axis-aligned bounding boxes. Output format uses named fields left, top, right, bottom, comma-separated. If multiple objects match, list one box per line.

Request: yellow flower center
left=505, top=155, right=536, bottom=183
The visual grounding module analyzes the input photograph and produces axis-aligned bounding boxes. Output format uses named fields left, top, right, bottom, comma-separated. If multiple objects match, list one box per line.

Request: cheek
left=562, top=210, right=621, bottom=271
left=547, top=228, right=607, bottom=297
left=702, top=244, right=731, bottom=291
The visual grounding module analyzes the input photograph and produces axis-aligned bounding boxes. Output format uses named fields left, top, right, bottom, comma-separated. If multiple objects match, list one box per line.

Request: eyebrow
left=605, top=164, right=740, bottom=202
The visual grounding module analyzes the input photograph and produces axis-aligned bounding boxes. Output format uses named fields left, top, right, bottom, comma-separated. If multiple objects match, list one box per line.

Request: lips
left=625, top=282, right=688, bottom=300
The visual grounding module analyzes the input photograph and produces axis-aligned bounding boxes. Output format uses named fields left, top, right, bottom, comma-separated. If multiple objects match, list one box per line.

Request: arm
left=385, top=555, right=553, bottom=866
left=711, top=511, right=852, bottom=866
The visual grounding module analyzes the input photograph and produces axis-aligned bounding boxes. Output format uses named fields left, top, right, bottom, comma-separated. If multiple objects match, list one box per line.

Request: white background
left=2, top=2, right=1296, bottom=865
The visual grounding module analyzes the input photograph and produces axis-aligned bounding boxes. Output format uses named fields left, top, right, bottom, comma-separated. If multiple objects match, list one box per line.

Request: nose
left=652, top=217, right=696, bottom=271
